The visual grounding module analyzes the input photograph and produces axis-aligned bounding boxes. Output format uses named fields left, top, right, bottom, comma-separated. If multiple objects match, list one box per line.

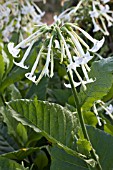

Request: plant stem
left=67, top=71, right=102, bottom=170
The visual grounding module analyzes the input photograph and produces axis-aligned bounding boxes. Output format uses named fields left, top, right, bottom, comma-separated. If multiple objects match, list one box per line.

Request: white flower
left=101, top=0, right=110, bottom=4
left=93, top=103, right=102, bottom=126
left=0, top=0, right=44, bottom=42
left=105, top=104, right=113, bottom=115
left=8, top=42, right=20, bottom=58
left=96, top=101, right=113, bottom=120
left=89, top=1, right=113, bottom=35
left=91, top=17, right=100, bottom=32
left=89, top=37, right=105, bottom=52
left=24, top=34, right=54, bottom=84
left=13, top=40, right=35, bottom=69
left=66, top=23, right=105, bottom=52
left=64, top=70, right=81, bottom=88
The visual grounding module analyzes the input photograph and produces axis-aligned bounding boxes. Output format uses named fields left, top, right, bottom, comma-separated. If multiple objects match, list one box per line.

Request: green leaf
left=50, top=146, right=88, bottom=170
left=0, top=157, right=26, bottom=170
left=0, top=107, right=42, bottom=147
left=16, top=123, right=28, bottom=146
left=79, top=57, right=113, bottom=126
left=26, top=76, right=49, bottom=100
left=77, top=139, right=92, bottom=157
left=2, top=46, right=13, bottom=78
left=104, top=123, right=113, bottom=136
left=0, top=122, right=18, bottom=155
left=80, top=57, right=113, bottom=110
left=4, top=84, right=22, bottom=101
left=2, top=147, right=40, bottom=161
left=0, top=54, right=5, bottom=81
left=83, top=111, right=98, bottom=126
left=103, top=83, right=113, bottom=102
left=52, top=89, right=72, bottom=105
left=34, top=150, right=48, bottom=170
left=6, top=99, right=80, bottom=157
left=87, top=126, right=113, bottom=170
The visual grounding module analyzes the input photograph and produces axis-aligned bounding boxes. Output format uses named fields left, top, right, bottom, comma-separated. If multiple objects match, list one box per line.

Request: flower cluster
left=8, top=18, right=105, bottom=90
left=0, top=0, right=44, bottom=42
left=89, top=0, right=113, bottom=35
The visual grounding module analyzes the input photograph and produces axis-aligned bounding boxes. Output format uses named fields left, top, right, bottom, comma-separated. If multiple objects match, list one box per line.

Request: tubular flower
left=96, top=100, right=113, bottom=120
left=0, top=0, right=45, bottom=42
left=89, top=0, right=113, bottom=35
left=8, top=18, right=104, bottom=90
left=93, top=103, right=102, bottom=126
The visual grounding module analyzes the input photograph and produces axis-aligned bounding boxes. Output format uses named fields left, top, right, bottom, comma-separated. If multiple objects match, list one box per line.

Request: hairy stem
left=67, top=71, right=102, bottom=170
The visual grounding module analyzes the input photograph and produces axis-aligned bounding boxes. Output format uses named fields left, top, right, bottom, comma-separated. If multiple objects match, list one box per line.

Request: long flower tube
left=65, top=23, right=105, bottom=52
left=25, top=34, right=54, bottom=84
left=8, top=25, right=48, bottom=58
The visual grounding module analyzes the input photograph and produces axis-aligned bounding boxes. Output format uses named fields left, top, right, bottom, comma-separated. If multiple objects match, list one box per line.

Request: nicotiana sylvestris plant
left=8, top=22, right=105, bottom=90
left=7, top=5, right=106, bottom=167
left=0, top=0, right=44, bottom=42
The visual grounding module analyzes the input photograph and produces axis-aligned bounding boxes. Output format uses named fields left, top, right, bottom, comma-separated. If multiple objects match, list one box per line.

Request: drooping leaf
left=0, top=122, right=18, bottom=155
left=50, top=146, right=88, bottom=170
left=0, top=157, right=26, bottom=170
left=6, top=99, right=80, bottom=157
left=87, top=126, right=113, bottom=170
left=2, top=147, right=40, bottom=161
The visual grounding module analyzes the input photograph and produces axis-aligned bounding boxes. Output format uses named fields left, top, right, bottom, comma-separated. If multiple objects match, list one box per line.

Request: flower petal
left=8, top=42, right=20, bottom=58
left=89, top=37, right=105, bottom=52
left=25, top=72, right=36, bottom=83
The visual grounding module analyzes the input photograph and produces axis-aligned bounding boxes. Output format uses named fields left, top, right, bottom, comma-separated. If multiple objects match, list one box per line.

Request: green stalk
left=67, top=71, right=102, bottom=170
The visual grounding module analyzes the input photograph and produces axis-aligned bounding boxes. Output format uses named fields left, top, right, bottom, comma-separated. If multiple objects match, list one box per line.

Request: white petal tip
left=25, top=73, right=36, bottom=83
left=89, top=37, right=105, bottom=52
left=8, top=42, right=20, bottom=58
left=13, top=61, right=29, bottom=69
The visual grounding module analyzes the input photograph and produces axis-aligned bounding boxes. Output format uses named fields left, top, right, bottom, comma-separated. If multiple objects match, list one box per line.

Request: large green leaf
left=51, top=146, right=88, bottom=170
left=6, top=99, right=80, bottom=157
left=87, top=126, right=113, bottom=170
left=79, top=57, right=113, bottom=126
left=0, top=157, right=26, bottom=170
left=0, top=106, right=41, bottom=146
left=80, top=57, right=113, bottom=110
left=51, top=126, right=113, bottom=170
left=0, top=123, right=18, bottom=155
